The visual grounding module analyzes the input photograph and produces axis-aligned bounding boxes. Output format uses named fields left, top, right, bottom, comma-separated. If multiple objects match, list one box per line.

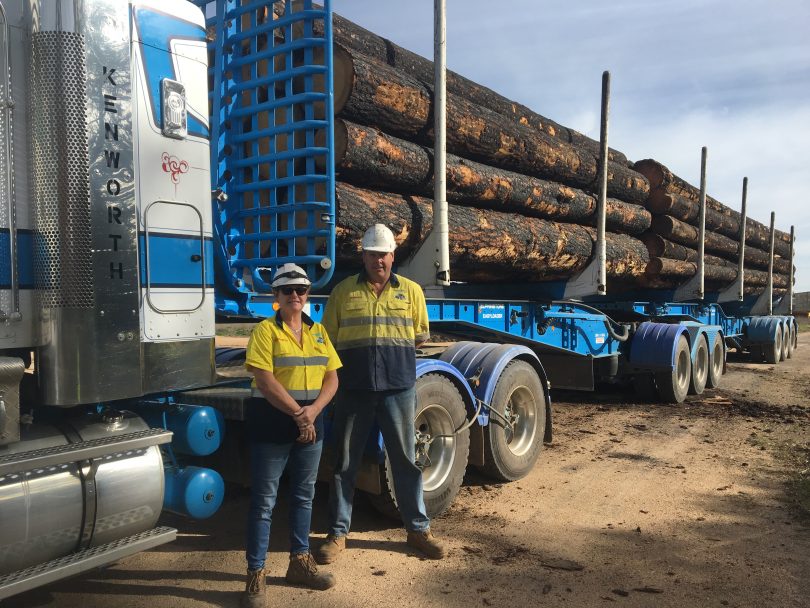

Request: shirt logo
left=313, top=332, right=326, bottom=344
left=394, top=292, right=407, bottom=301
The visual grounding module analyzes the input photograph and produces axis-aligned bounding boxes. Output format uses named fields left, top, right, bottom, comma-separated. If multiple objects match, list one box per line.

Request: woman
left=241, top=263, right=341, bottom=608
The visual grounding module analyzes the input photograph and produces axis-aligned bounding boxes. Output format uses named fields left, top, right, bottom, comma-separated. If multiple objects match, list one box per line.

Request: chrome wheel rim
left=502, top=385, right=537, bottom=457
left=415, top=403, right=456, bottom=492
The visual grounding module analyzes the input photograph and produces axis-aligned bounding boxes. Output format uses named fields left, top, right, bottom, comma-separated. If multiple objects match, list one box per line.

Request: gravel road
left=11, top=337, right=810, bottom=608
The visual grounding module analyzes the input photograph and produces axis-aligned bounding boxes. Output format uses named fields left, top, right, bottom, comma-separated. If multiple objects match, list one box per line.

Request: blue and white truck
left=0, top=0, right=797, bottom=598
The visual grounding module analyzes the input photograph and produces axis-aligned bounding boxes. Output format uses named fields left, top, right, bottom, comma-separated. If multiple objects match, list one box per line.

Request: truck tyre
left=764, top=329, right=782, bottom=364
left=481, top=360, right=545, bottom=481
left=688, top=335, right=709, bottom=395
left=655, top=334, right=691, bottom=403
left=369, top=374, right=470, bottom=520
left=706, top=332, right=725, bottom=389
left=785, top=325, right=794, bottom=359
left=632, top=374, right=658, bottom=401
left=780, top=325, right=789, bottom=361
left=792, top=323, right=798, bottom=350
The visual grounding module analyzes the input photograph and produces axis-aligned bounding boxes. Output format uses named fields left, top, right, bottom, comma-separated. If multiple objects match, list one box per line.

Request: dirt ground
left=11, top=334, right=810, bottom=608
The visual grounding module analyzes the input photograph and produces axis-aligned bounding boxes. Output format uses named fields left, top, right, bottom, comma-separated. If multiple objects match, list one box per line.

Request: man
left=316, top=224, right=445, bottom=564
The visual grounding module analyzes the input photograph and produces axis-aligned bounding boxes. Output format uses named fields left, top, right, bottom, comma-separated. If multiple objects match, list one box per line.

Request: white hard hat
left=271, top=263, right=312, bottom=288
left=361, top=223, right=396, bottom=253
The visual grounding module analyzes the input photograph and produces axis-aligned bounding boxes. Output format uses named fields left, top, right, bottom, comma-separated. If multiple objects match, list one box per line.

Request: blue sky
left=334, top=0, right=810, bottom=292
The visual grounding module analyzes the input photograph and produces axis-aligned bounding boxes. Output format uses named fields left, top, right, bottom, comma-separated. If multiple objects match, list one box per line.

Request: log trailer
left=0, top=0, right=798, bottom=599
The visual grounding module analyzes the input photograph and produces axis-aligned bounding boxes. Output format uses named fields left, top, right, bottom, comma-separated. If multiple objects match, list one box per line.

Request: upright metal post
left=595, top=70, right=609, bottom=295
left=718, top=176, right=747, bottom=303
left=564, top=71, right=609, bottom=298
left=766, top=212, right=775, bottom=315
left=399, top=0, right=450, bottom=286
left=433, top=0, right=450, bottom=284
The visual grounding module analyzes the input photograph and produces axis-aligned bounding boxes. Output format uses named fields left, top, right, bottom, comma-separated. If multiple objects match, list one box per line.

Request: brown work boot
left=313, top=534, right=345, bottom=565
left=240, top=568, right=266, bottom=608
left=406, top=529, right=446, bottom=559
left=286, top=552, right=336, bottom=590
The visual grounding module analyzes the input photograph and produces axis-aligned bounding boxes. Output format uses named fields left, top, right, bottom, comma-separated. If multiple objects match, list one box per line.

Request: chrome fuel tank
left=0, top=410, right=164, bottom=574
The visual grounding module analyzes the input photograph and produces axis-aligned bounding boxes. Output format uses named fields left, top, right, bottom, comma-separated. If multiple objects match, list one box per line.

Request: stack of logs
left=283, top=8, right=794, bottom=292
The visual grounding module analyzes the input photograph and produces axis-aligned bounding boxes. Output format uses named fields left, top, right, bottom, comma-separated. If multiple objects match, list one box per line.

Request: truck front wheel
left=481, top=360, right=545, bottom=481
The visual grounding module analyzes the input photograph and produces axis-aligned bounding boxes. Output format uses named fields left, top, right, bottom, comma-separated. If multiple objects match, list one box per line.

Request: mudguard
left=629, top=322, right=689, bottom=371
left=439, top=342, right=549, bottom=428
left=746, top=316, right=781, bottom=345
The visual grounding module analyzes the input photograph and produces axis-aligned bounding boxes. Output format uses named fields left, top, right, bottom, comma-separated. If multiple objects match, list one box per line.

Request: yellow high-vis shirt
left=246, top=312, right=342, bottom=401
left=323, top=272, right=429, bottom=391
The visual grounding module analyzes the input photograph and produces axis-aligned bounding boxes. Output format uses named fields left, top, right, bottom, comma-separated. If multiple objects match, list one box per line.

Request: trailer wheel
left=688, top=335, right=709, bottom=395
left=481, top=360, right=545, bottom=481
left=369, top=374, right=470, bottom=520
left=632, top=374, right=658, bottom=401
left=785, top=325, right=794, bottom=359
left=655, top=334, right=691, bottom=403
left=706, top=333, right=725, bottom=389
left=764, top=329, right=782, bottom=364
left=780, top=325, right=789, bottom=361
left=792, top=322, right=798, bottom=350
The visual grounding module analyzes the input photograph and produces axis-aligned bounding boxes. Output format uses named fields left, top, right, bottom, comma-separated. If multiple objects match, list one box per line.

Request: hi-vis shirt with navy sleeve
left=323, top=272, right=429, bottom=391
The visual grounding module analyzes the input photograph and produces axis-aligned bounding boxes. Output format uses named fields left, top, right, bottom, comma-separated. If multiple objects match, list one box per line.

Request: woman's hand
left=294, top=405, right=318, bottom=427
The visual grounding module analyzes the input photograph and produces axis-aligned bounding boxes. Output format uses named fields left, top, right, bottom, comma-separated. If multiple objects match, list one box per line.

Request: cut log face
left=334, top=47, right=650, bottom=204
left=334, top=182, right=650, bottom=282
left=333, top=120, right=651, bottom=234
left=319, top=11, right=628, bottom=164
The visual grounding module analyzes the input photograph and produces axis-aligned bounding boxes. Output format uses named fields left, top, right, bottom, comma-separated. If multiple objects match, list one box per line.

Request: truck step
left=0, top=526, right=177, bottom=599
left=0, top=428, right=173, bottom=477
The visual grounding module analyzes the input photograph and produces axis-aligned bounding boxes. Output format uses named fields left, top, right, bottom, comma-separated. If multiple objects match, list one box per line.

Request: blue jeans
left=328, top=387, right=430, bottom=536
left=245, top=439, right=322, bottom=570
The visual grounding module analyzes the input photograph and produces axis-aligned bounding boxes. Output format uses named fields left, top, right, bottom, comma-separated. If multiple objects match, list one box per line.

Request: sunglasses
left=279, top=286, right=309, bottom=296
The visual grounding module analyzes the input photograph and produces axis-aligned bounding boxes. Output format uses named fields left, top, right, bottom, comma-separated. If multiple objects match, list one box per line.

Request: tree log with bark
left=634, top=158, right=792, bottom=256
left=334, top=46, right=649, bottom=204
left=334, top=182, right=650, bottom=282
left=332, top=120, right=651, bottom=234
left=644, top=258, right=787, bottom=288
left=309, top=11, right=628, bottom=165
left=649, top=215, right=785, bottom=271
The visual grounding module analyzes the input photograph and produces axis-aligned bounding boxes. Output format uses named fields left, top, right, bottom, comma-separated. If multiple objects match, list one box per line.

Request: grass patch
left=216, top=323, right=257, bottom=337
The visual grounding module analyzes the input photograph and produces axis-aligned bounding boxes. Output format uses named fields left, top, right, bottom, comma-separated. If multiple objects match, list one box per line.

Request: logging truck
left=0, top=0, right=798, bottom=598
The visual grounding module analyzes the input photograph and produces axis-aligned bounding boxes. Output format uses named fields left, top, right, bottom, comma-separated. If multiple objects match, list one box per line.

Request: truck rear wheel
left=688, top=336, right=709, bottom=395
left=481, top=360, right=545, bottom=481
left=785, top=325, right=794, bottom=359
left=369, top=374, right=470, bottom=520
left=706, top=332, right=724, bottom=389
left=764, top=329, right=782, bottom=364
left=655, top=334, right=691, bottom=403
left=780, top=325, right=789, bottom=361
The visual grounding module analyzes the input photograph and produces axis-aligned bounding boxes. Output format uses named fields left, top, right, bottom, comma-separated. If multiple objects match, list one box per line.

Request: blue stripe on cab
left=0, top=229, right=34, bottom=289
left=139, top=233, right=215, bottom=288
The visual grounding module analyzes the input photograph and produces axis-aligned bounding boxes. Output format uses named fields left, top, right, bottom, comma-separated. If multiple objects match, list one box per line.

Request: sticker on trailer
left=478, top=305, right=505, bottom=320
left=595, top=333, right=606, bottom=344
